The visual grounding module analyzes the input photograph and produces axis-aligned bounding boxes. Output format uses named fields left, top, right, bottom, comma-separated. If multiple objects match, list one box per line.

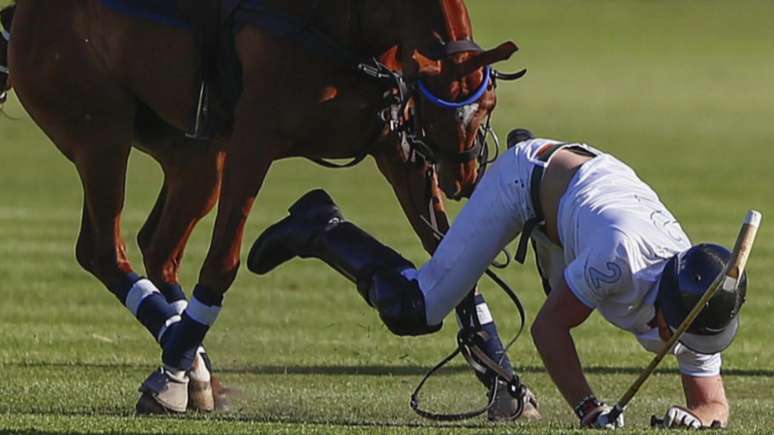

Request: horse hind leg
left=10, top=2, right=192, bottom=413
left=25, top=102, right=188, bottom=412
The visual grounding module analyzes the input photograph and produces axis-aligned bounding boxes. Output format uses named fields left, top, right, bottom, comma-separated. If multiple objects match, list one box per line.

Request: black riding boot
left=248, top=189, right=441, bottom=336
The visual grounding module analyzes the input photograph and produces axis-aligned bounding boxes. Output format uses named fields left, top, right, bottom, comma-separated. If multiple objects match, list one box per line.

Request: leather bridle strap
left=446, top=140, right=482, bottom=164
left=439, top=38, right=482, bottom=57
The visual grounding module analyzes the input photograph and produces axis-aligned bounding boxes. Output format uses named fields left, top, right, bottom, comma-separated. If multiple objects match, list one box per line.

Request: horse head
left=372, top=0, right=523, bottom=200
left=411, top=42, right=519, bottom=200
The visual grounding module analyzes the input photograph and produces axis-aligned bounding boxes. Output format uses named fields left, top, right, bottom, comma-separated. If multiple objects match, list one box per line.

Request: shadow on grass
left=0, top=410, right=508, bottom=434
left=6, top=362, right=774, bottom=377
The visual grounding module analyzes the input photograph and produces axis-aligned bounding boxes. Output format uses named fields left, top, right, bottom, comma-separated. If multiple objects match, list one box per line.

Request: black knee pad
left=367, top=268, right=442, bottom=336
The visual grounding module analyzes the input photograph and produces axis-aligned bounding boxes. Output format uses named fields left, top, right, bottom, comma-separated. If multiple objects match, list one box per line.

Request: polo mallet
left=607, top=210, right=762, bottom=424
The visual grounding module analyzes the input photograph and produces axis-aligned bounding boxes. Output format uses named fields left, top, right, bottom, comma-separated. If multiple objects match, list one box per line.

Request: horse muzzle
left=438, top=161, right=478, bottom=201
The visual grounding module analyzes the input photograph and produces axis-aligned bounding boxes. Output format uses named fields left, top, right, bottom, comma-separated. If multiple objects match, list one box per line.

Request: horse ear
left=456, top=41, right=518, bottom=78
left=379, top=45, right=402, bottom=71
left=412, top=50, right=442, bottom=77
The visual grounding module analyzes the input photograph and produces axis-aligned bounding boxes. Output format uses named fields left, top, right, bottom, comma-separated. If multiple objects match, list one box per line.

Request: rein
left=408, top=204, right=529, bottom=421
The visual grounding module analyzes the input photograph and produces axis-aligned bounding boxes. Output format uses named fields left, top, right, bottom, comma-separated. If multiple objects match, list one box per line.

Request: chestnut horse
left=5, top=0, right=522, bottom=415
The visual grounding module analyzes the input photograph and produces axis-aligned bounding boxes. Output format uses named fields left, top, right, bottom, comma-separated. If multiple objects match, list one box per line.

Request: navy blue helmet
left=657, top=243, right=747, bottom=354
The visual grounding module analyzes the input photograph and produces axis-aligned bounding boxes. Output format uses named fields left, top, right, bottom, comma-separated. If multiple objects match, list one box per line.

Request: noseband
left=408, top=65, right=493, bottom=166
left=417, top=65, right=492, bottom=111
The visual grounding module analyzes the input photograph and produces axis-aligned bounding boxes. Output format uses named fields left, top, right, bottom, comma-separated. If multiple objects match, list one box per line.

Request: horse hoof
left=137, top=368, right=188, bottom=415
left=136, top=392, right=182, bottom=415
left=487, top=382, right=542, bottom=422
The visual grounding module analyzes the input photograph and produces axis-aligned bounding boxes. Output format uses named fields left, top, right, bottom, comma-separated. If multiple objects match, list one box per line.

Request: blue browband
left=417, top=65, right=492, bottom=110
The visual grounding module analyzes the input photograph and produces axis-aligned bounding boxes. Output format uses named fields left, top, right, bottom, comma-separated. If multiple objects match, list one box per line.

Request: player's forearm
left=531, top=316, right=593, bottom=408
left=682, top=374, right=730, bottom=427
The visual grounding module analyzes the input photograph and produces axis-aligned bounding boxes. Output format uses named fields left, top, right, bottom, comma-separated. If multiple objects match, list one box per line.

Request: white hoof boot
left=188, top=349, right=214, bottom=413
left=487, top=381, right=542, bottom=422
left=137, top=367, right=189, bottom=414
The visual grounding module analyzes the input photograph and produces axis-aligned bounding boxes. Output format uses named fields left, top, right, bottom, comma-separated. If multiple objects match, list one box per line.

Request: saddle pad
left=101, top=0, right=191, bottom=28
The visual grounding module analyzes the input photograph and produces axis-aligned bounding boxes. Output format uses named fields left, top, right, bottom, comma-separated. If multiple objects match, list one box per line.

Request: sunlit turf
left=1, top=0, right=773, bottom=433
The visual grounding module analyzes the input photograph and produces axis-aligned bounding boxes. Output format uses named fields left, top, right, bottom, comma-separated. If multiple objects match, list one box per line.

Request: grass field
left=1, top=1, right=773, bottom=433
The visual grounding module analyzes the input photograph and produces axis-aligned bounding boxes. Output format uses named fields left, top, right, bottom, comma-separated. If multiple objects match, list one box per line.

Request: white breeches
left=415, top=146, right=537, bottom=325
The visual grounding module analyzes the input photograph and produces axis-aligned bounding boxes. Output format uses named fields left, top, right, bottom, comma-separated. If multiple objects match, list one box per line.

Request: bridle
left=357, top=41, right=526, bottom=191
left=311, top=31, right=526, bottom=180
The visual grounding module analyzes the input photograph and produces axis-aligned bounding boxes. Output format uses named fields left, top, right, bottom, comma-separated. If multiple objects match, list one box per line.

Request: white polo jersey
left=414, top=138, right=721, bottom=377
left=533, top=151, right=721, bottom=376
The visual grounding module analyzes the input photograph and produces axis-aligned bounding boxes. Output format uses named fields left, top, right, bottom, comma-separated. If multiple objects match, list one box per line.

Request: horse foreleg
left=374, top=150, right=522, bottom=418
left=140, top=145, right=224, bottom=311
left=137, top=185, right=167, bottom=268
left=134, top=143, right=227, bottom=412
left=155, top=107, right=276, bottom=383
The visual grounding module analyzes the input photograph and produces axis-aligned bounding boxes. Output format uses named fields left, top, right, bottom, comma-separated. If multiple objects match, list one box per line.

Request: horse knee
left=142, top=244, right=178, bottom=285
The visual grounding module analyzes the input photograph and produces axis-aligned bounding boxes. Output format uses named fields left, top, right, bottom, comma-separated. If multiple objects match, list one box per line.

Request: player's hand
left=651, top=406, right=702, bottom=429
left=580, top=404, right=625, bottom=429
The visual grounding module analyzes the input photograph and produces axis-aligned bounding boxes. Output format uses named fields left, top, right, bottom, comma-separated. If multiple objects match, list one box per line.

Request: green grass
left=1, top=0, right=773, bottom=433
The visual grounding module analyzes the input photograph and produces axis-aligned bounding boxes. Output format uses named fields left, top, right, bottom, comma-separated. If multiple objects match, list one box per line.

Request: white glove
left=580, top=404, right=625, bottom=429
left=654, top=406, right=702, bottom=429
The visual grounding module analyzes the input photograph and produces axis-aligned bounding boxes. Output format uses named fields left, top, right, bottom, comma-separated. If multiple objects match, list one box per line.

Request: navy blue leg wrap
left=136, top=293, right=179, bottom=340
left=112, top=272, right=142, bottom=302
left=114, top=273, right=179, bottom=344
left=456, top=293, right=514, bottom=388
left=159, top=282, right=187, bottom=305
left=162, top=285, right=222, bottom=370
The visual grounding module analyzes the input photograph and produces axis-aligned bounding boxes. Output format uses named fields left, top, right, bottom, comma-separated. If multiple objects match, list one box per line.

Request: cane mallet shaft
left=608, top=210, right=762, bottom=422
